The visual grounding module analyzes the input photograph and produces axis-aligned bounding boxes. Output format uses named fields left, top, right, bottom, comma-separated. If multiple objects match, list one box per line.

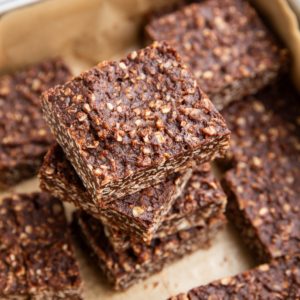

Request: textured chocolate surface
left=39, top=144, right=192, bottom=243
left=73, top=210, right=226, bottom=290
left=146, top=0, right=288, bottom=110
left=169, top=255, right=300, bottom=299
left=221, top=82, right=300, bottom=261
left=40, top=145, right=226, bottom=248
left=42, top=42, right=230, bottom=203
left=0, top=59, right=71, bottom=188
left=0, top=193, right=82, bottom=299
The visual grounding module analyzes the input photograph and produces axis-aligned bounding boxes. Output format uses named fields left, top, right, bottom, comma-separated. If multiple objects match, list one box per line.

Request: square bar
left=146, top=0, right=288, bottom=110
left=0, top=59, right=71, bottom=188
left=0, top=193, right=82, bottom=299
left=41, top=42, right=230, bottom=203
left=221, top=82, right=300, bottom=261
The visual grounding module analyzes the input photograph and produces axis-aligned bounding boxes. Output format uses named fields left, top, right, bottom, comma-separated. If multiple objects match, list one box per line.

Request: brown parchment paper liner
left=0, top=1, right=297, bottom=299
left=0, top=0, right=177, bottom=72
left=1, top=0, right=299, bottom=88
left=251, top=0, right=300, bottom=90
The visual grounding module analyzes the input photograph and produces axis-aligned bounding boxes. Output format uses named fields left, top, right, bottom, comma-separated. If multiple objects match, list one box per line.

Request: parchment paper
left=252, top=0, right=300, bottom=90
left=0, top=1, right=298, bottom=299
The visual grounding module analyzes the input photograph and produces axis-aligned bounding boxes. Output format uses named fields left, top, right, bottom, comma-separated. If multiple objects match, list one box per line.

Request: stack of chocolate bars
left=1, top=0, right=297, bottom=298
left=39, top=42, right=231, bottom=290
left=38, top=0, right=290, bottom=292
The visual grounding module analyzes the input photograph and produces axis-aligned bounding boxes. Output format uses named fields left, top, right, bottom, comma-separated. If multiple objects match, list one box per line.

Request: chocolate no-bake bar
left=39, top=144, right=226, bottom=248
left=40, top=144, right=192, bottom=243
left=73, top=210, right=226, bottom=290
left=221, top=82, right=300, bottom=262
left=41, top=42, right=230, bottom=203
left=169, top=255, right=300, bottom=299
left=146, top=0, right=288, bottom=110
left=0, top=59, right=71, bottom=188
left=0, top=193, right=82, bottom=299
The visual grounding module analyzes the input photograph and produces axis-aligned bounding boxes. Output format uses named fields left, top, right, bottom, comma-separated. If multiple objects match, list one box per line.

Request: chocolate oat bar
left=0, top=59, right=71, bottom=188
left=41, top=42, right=230, bottom=204
left=73, top=210, right=226, bottom=290
left=40, top=144, right=192, bottom=243
left=169, top=255, right=300, bottom=299
left=146, top=0, right=288, bottom=110
left=221, top=82, right=300, bottom=262
left=0, top=193, right=82, bottom=299
left=39, top=144, right=226, bottom=248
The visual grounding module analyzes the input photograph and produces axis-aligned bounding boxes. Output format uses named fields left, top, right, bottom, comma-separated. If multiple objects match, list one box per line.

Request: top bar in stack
left=0, top=59, right=71, bottom=188
left=41, top=42, right=230, bottom=204
left=146, top=0, right=288, bottom=110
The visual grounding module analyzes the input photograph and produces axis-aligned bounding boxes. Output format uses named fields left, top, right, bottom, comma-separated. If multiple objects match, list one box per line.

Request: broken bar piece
left=221, top=82, right=300, bottom=262
left=39, top=144, right=226, bottom=248
left=41, top=42, right=230, bottom=203
left=146, top=0, right=288, bottom=110
left=0, top=193, right=82, bottom=299
left=169, top=255, right=300, bottom=299
left=0, top=59, right=71, bottom=188
left=39, top=144, right=192, bottom=243
left=73, top=210, right=226, bottom=290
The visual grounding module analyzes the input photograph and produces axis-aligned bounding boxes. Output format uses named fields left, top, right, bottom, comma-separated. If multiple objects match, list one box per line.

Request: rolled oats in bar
left=146, top=0, right=288, bottom=110
left=221, top=82, right=300, bottom=262
left=0, top=193, right=82, bottom=299
left=169, top=255, right=300, bottom=300
left=73, top=210, right=226, bottom=291
left=0, top=59, right=71, bottom=188
left=41, top=42, right=230, bottom=204
left=39, top=144, right=192, bottom=243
